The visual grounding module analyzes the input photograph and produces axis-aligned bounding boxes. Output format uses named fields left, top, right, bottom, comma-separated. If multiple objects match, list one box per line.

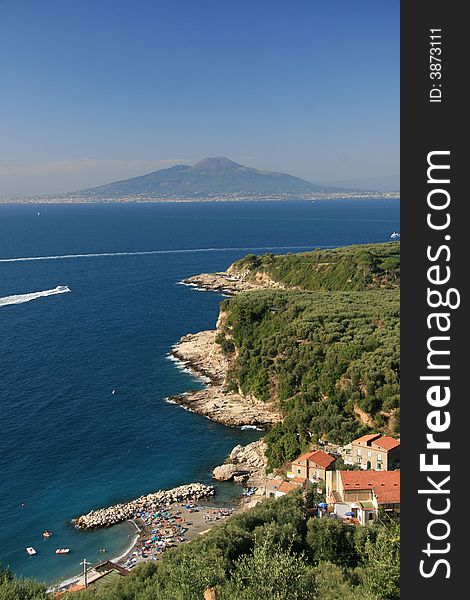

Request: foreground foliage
left=1, top=493, right=399, bottom=599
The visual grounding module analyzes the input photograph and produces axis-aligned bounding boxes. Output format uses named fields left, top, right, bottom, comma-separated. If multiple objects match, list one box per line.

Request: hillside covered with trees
left=231, top=242, right=400, bottom=291
left=218, top=243, right=400, bottom=468
left=0, top=242, right=400, bottom=599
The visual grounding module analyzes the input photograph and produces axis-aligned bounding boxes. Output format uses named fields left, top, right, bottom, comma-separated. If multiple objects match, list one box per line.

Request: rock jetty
left=73, top=483, right=215, bottom=530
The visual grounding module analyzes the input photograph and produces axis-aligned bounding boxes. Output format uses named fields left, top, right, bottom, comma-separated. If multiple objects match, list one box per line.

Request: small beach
left=54, top=497, right=238, bottom=592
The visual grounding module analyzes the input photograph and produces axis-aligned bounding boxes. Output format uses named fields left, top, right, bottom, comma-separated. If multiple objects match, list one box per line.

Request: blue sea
left=0, top=199, right=399, bottom=584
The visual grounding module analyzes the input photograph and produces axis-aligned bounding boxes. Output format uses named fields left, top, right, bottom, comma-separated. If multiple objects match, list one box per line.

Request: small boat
left=26, top=547, right=37, bottom=556
left=42, top=530, right=52, bottom=538
left=390, top=231, right=400, bottom=239
left=112, top=389, right=116, bottom=395
left=55, top=548, right=70, bottom=554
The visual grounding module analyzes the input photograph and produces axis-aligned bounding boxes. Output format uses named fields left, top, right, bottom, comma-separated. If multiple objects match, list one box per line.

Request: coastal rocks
left=172, top=330, right=227, bottom=384
left=73, top=483, right=215, bottom=530
left=168, top=387, right=281, bottom=428
left=182, top=268, right=285, bottom=295
left=212, top=440, right=268, bottom=487
left=212, top=464, right=243, bottom=481
left=229, top=440, right=268, bottom=470
left=169, top=329, right=282, bottom=428
left=182, top=272, right=261, bottom=295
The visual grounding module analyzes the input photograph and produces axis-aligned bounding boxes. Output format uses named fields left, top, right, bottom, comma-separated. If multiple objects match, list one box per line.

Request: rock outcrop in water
left=212, top=440, right=268, bottom=487
left=73, top=483, right=215, bottom=529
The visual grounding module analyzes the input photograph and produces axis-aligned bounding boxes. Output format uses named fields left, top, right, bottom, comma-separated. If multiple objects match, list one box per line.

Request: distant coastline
left=0, top=191, right=400, bottom=204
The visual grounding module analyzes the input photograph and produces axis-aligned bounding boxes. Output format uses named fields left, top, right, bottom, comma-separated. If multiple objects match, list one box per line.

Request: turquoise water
left=0, top=200, right=399, bottom=583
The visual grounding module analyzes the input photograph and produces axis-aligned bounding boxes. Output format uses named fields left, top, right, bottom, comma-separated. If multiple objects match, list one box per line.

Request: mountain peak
left=79, top=156, right=336, bottom=198
left=190, top=157, right=240, bottom=171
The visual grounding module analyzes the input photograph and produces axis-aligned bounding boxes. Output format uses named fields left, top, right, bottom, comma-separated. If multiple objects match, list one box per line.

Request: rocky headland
left=182, top=265, right=286, bottom=296
left=168, top=329, right=282, bottom=428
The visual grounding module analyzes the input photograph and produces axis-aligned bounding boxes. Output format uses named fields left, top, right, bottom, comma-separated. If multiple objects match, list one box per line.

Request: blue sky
left=0, top=0, right=399, bottom=196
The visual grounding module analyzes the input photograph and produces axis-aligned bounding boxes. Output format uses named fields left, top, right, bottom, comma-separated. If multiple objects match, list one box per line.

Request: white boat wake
left=0, top=285, right=70, bottom=308
left=0, top=245, right=322, bottom=264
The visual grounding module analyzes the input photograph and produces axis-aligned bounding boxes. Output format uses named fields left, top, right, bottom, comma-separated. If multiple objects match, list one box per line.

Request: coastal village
left=51, top=432, right=400, bottom=595
left=46, top=265, right=399, bottom=596
left=47, top=259, right=400, bottom=596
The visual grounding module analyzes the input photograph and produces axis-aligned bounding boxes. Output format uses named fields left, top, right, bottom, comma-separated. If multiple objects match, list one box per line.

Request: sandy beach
left=114, top=502, right=235, bottom=571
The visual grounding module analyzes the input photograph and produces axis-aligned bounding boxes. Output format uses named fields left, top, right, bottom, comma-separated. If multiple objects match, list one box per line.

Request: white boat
left=26, top=547, right=37, bottom=555
left=55, top=285, right=70, bottom=292
left=390, top=231, right=400, bottom=239
left=55, top=548, right=70, bottom=554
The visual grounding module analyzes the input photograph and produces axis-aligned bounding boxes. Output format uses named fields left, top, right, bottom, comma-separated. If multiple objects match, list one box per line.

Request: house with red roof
left=326, top=469, right=400, bottom=525
left=265, top=476, right=309, bottom=499
left=348, top=433, right=400, bottom=471
left=288, top=449, right=336, bottom=482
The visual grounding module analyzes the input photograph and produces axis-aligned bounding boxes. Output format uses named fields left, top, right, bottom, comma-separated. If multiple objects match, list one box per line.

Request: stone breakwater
left=73, top=483, right=215, bottom=530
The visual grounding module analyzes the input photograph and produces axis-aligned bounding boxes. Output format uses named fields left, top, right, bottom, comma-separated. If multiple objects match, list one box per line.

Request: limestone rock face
left=212, top=464, right=242, bottom=481
left=229, top=440, right=267, bottom=469
left=213, top=439, right=268, bottom=486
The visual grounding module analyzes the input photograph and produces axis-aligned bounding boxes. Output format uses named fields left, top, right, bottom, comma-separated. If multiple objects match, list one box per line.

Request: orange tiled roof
left=373, top=436, right=400, bottom=451
left=353, top=434, right=382, bottom=444
left=308, top=450, right=336, bottom=469
left=293, top=449, right=336, bottom=469
left=278, top=481, right=300, bottom=494
left=339, top=470, right=400, bottom=504
left=294, top=451, right=315, bottom=463
left=265, top=478, right=284, bottom=489
left=291, top=476, right=308, bottom=485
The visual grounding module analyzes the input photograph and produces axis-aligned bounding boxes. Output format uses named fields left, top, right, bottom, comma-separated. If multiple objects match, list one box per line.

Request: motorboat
left=55, top=285, right=70, bottom=292
left=55, top=548, right=70, bottom=554
left=26, top=547, right=37, bottom=556
left=390, top=231, right=400, bottom=239
left=42, top=530, right=52, bottom=538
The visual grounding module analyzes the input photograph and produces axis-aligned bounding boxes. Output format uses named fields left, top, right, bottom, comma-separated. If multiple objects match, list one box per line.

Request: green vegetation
left=0, top=565, right=46, bottom=600
left=232, top=242, right=400, bottom=291
left=0, top=493, right=398, bottom=599
left=218, top=287, right=399, bottom=468
left=0, top=242, right=400, bottom=599
left=217, top=242, right=400, bottom=468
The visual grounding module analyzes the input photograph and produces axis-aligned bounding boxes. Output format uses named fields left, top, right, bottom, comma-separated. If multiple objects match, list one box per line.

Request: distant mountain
left=78, top=157, right=341, bottom=199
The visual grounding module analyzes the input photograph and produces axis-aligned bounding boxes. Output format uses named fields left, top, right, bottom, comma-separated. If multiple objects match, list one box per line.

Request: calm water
left=0, top=200, right=399, bottom=583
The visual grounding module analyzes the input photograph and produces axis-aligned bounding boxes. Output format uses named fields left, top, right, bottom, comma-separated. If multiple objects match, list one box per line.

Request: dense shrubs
left=3, top=493, right=395, bottom=600
left=219, top=289, right=399, bottom=467
left=232, top=242, right=400, bottom=291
